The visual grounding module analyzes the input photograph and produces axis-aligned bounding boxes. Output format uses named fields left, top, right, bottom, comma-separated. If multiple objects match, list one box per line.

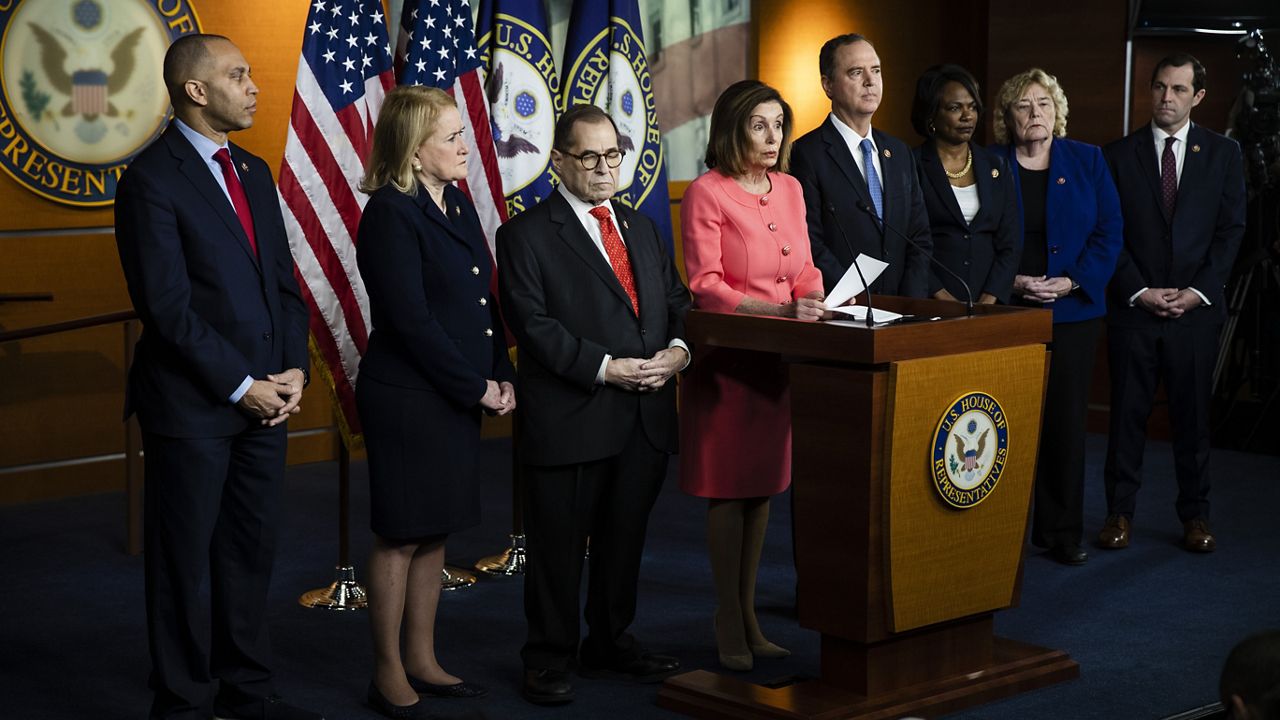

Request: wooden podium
left=658, top=297, right=1078, bottom=720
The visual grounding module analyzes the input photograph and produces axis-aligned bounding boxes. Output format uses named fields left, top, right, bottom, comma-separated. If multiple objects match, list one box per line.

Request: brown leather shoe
left=1097, top=515, right=1131, bottom=549
left=1183, top=519, right=1216, bottom=553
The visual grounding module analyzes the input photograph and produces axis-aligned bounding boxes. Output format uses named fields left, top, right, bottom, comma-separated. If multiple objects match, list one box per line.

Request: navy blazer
left=914, top=141, right=1021, bottom=303
left=993, top=137, right=1124, bottom=324
left=1102, top=124, right=1246, bottom=328
left=114, top=126, right=309, bottom=437
left=497, top=191, right=691, bottom=467
left=790, top=117, right=933, bottom=297
left=356, top=183, right=514, bottom=407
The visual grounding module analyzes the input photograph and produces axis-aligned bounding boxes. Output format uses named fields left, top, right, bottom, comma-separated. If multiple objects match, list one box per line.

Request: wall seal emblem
left=0, top=0, right=201, bottom=206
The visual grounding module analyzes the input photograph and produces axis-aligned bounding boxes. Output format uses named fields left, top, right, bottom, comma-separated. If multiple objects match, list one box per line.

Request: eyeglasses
left=563, top=149, right=625, bottom=170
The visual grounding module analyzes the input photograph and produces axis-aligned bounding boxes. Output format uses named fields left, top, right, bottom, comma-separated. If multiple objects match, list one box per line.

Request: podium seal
left=931, top=391, right=1009, bottom=509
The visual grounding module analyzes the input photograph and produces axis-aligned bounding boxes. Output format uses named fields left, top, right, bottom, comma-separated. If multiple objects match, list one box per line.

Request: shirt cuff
left=668, top=339, right=691, bottom=371
left=1128, top=287, right=1148, bottom=307
left=228, top=375, right=254, bottom=403
left=596, top=354, right=611, bottom=385
left=1187, top=287, right=1210, bottom=306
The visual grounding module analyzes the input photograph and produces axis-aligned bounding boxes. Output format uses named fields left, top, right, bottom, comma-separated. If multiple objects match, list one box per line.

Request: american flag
left=277, top=0, right=395, bottom=442
left=396, top=0, right=508, bottom=261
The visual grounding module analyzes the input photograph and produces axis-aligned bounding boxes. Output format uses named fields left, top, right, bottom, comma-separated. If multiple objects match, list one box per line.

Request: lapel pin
left=452, top=205, right=460, bottom=217
left=1192, top=144, right=1201, bottom=153
left=240, top=162, right=249, bottom=172
left=882, top=148, right=892, bottom=158
left=991, top=168, right=1000, bottom=178
left=1057, top=177, right=1066, bottom=185
left=622, top=219, right=629, bottom=229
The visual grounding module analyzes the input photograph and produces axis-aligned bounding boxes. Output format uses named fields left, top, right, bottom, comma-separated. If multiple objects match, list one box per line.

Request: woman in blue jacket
left=991, top=68, right=1123, bottom=566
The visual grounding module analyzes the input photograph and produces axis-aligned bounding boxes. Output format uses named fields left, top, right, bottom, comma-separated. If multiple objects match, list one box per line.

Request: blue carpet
left=1, top=434, right=1277, bottom=720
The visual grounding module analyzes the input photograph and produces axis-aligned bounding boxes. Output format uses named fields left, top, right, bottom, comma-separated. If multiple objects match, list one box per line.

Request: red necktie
left=588, top=205, right=639, bottom=315
left=1160, top=136, right=1177, bottom=221
left=212, top=148, right=257, bottom=256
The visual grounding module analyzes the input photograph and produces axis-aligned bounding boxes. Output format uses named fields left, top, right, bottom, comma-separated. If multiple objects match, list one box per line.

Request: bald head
left=163, top=33, right=230, bottom=107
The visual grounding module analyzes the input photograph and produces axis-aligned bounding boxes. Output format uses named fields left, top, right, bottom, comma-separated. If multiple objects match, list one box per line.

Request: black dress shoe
left=522, top=668, right=574, bottom=705
left=1050, top=544, right=1088, bottom=566
left=213, top=694, right=324, bottom=720
left=579, top=652, right=681, bottom=683
left=407, top=676, right=488, bottom=698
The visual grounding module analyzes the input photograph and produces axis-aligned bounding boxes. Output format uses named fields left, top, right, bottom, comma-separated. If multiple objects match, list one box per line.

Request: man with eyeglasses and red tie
left=497, top=103, right=691, bottom=706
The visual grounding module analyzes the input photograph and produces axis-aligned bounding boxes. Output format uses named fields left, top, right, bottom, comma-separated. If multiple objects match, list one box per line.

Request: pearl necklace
left=943, top=147, right=973, bottom=179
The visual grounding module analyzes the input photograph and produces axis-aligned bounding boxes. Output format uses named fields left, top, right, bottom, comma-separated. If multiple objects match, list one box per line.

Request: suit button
left=963, top=260, right=971, bottom=266
left=471, top=266, right=480, bottom=275
left=777, top=276, right=787, bottom=283
left=641, top=328, right=647, bottom=335
left=262, top=332, right=272, bottom=341
left=479, top=297, right=487, bottom=306
left=1050, top=246, right=1060, bottom=254
left=963, top=234, right=971, bottom=240
left=484, top=328, right=493, bottom=337
left=760, top=195, right=769, bottom=206
left=782, top=245, right=792, bottom=256
left=768, top=222, right=778, bottom=232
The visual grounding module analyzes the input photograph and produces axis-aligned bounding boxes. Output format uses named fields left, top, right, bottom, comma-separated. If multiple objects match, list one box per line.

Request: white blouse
left=951, top=184, right=980, bottom=225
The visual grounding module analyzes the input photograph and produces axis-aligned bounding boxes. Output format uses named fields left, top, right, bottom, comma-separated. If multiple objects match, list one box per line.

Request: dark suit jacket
left=914, top=141, right=1021, bottom=303
left=993, top=138, right=1124, bottom=324
left=790, top=117, right=933, bottom=297
left=114, top=126, right=309, bottom=438
left=497, top=191, right=691, bottom=467
left=357, top=183, right=514, bottom=406
left=1102, top=123, right=1246, bottom=328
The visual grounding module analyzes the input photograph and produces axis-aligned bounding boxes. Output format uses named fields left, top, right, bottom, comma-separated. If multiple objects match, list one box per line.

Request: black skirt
left=356, top=373, right=483, bottom=540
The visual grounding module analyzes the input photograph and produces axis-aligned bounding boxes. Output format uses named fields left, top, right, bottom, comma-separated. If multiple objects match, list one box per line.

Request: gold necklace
left=944, top=147, right=973, bottom=179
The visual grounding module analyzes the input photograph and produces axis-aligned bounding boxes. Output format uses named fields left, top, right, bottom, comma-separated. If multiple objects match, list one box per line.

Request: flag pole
left=299, top=439, right=369, bottom=609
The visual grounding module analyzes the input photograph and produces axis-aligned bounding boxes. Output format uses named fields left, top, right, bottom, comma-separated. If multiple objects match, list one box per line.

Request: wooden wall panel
left=985, top=0, right=1128, bottom=147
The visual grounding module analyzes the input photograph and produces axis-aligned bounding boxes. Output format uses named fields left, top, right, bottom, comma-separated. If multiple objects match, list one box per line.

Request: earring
left=412, top=161, right=423, bottom=172
left=928, top=122, right=936, bottom=135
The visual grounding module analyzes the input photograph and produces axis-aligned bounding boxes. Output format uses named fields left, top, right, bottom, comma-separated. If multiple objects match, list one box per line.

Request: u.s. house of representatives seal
left=931, top=391, right=1009, bottom=509
left=0, top=0, right=200, bottom=207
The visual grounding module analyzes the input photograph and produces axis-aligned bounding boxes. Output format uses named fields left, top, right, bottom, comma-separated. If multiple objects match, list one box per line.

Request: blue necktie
left=860, top=138, right=883, bottom=219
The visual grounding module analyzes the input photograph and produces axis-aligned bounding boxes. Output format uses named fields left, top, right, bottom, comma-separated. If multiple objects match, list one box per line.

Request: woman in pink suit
left=680, top=80, right=827, bottom=672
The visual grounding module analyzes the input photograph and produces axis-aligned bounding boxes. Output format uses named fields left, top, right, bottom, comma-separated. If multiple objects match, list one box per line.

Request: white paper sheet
left=824, top=253, right=890, bottom=308
left=827, top=305, right=904, bottom=323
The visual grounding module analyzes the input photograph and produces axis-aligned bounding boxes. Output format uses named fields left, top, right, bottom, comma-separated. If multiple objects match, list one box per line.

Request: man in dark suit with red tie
left=1100, top=53, right=1246, bottom=554
left=114, top=35, right=318, bottom=720
left=497, top=104, right=691, bottom=705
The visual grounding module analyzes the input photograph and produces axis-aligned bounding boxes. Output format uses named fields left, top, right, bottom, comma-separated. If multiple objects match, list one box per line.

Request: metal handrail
left=2, top=308, right=144, bottom=554
left=0, top=309, right=137, bottom=344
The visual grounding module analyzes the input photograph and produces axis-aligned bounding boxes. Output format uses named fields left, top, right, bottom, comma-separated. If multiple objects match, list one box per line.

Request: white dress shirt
left=829, top=113, right=883, bottom=188
left=173, top=118, right=255, bottom=403
left=556, top=184, right=690, bottom=383
left=1128, top=121, right=1208, bottom=308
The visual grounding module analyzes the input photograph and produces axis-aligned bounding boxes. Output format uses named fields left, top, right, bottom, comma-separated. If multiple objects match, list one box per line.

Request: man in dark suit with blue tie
left=114, top=35, right=318, bottom=720
left=790, top=33, right=933, bottom=296
left=1099, top=53, right=1246, bottom=554
left=497, top=105, right=690, bottom=706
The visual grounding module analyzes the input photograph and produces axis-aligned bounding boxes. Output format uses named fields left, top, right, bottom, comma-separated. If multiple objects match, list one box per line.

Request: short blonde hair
left=991, top=68, right=1069, bottom=145
left=360, top=85, right=456, bottom=195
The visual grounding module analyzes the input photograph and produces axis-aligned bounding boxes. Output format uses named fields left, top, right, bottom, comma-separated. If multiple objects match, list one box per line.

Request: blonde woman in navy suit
left=911, top=64, right=1020, bottom=305
left=356, top=85, right=515, bottom=719
left=991, top=68, right=1123, bottom=566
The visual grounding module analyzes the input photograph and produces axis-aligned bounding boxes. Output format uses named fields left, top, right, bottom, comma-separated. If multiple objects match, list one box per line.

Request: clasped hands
left=605, top=347, right=689, bottom=392
left=1014, top=274, right=1074, bottom=303
left=479, top=380, right=516, bottom=415
left=237, top=368, right=306, bottom=426
left=1135, top=287, right=1202, bottom=318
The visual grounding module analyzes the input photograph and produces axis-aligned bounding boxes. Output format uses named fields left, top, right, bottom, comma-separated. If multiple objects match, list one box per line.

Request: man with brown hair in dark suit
left=1100, top=53, right=1246, bottom=554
